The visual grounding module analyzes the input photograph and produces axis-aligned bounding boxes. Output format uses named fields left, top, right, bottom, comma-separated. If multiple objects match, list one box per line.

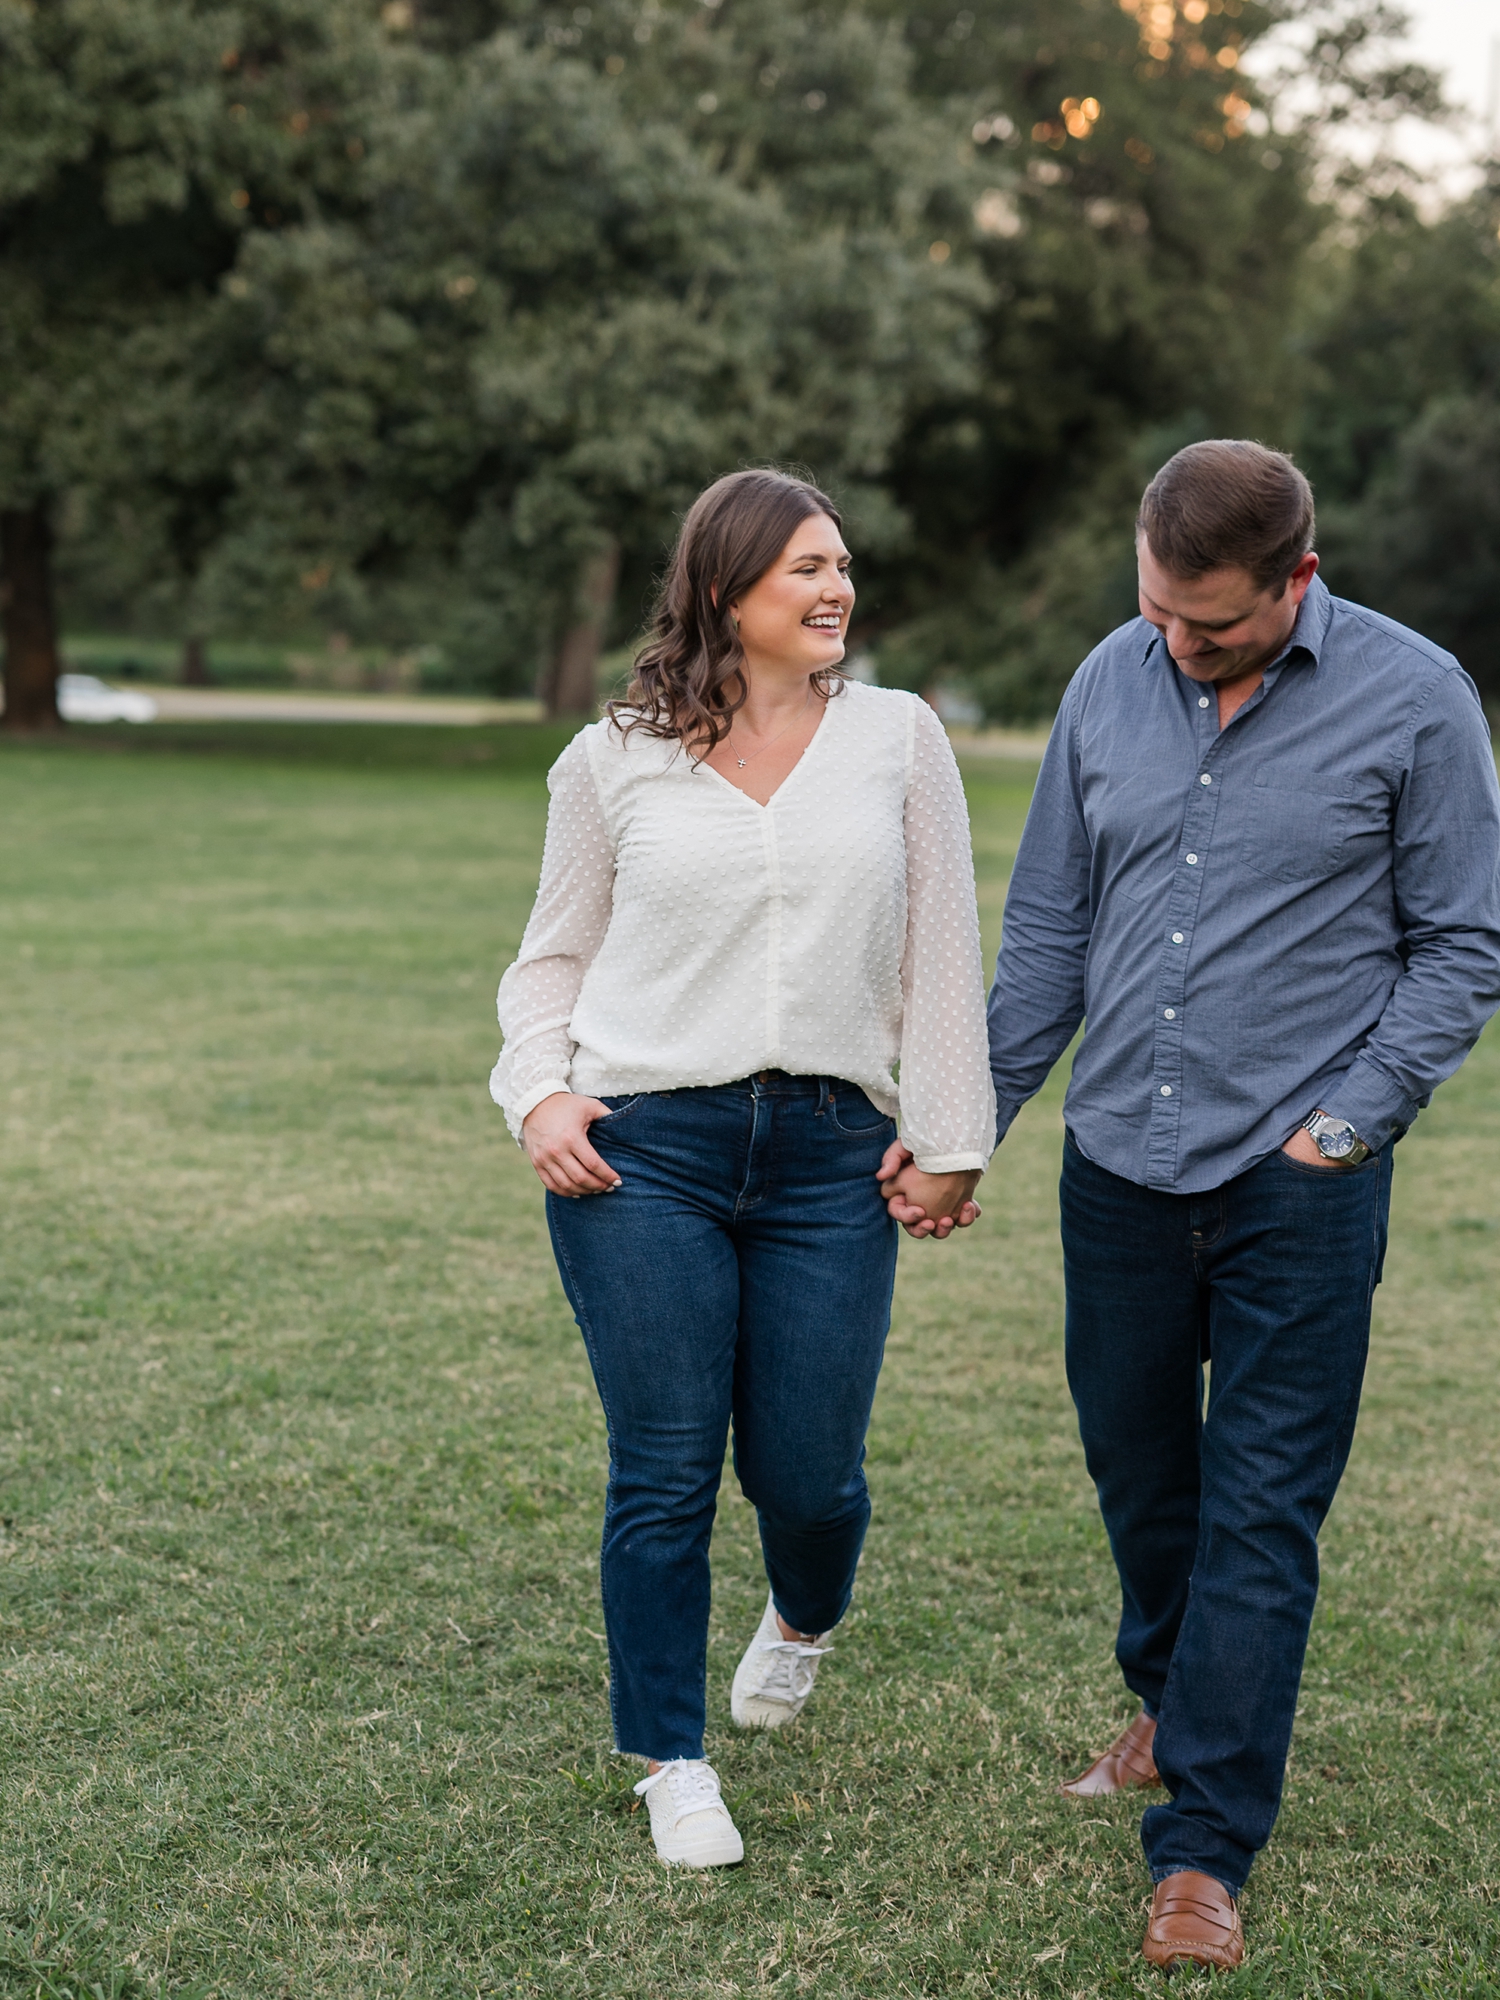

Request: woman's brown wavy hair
left=610, top=468, right=845, bottom=751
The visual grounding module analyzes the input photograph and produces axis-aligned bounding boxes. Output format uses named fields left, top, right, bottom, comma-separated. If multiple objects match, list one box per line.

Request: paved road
left=49, top=681, right=1049, bottom=752
left=137, top=687, right=546, bottom=726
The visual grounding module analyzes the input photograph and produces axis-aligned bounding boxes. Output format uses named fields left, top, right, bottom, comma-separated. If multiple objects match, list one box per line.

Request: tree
left=854, top=0, right=1446, bottom=716
left=1316, top=394, right=1500, bottom=697
left=0, top=506, right=62, bottom=730
left=164, top=1, right=983, bottom=712
left=1284, top=162, right=1500, bottom=698
left=1299, top=181, right=1500, bottom=507
left=0, top=0, right=386, bottom=729
left=14, top=0, right=1456, bottom=723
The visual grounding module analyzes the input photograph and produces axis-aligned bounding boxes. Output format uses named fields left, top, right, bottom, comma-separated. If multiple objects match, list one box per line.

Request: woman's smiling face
left=729, top=512, right=854, bottom=675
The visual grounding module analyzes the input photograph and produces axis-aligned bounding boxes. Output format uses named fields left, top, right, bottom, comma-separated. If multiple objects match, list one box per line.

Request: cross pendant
left=737, top=758, right=747, bottom=768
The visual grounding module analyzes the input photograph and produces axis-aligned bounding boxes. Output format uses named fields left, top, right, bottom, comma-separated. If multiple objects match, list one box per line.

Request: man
left=987, top=440, right=1500, bottom=1969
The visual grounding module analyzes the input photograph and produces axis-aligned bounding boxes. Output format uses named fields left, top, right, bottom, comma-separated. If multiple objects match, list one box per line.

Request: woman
left=491, top=468, right=994, bottom=1869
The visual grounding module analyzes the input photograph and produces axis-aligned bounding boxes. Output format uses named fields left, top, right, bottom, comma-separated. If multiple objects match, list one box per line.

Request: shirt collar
left=1270, top=570, right=1331, bottom=674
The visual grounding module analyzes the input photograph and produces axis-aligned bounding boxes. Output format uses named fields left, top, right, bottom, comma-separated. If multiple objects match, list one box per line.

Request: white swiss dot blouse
left=490, top=682, right=996, bottom=1173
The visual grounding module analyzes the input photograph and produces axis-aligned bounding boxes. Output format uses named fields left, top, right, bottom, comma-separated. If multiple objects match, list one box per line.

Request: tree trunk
left=181, top=635, right=211, bottom=685
left=540, top=539, right=620, bottom=719
left=0, top=503, right=62, bottom=733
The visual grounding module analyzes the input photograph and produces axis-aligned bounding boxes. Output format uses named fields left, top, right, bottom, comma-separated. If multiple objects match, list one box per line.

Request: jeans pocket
left=595, top=1094, right=646, bottom=1122
left=827, top=1084, right=895, bottom=1137
left=1273, top=1144, right=1378, bottom=1180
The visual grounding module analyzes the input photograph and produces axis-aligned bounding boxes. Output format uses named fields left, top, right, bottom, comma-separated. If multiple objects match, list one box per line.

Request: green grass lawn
left=0, top=723, right=1497, bottom=1998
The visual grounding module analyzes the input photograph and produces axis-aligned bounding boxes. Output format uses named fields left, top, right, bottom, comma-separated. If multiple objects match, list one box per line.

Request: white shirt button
left=1164, top=1007, right=1176, bottom=1019
left=1160, top=1084, right=1173, bottom=1096
left=1199, top=773, right=1212, bottom=786
left=1186, top=853, right=1198, bottom=865
left=1198, top=695, right=1210, bottom=708
left=1171, top=931, right=1185, bottom=944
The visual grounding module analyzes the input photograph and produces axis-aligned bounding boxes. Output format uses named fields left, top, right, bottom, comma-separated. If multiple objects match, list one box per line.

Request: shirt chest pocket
left=1242, top=767, right=1384, bottom=885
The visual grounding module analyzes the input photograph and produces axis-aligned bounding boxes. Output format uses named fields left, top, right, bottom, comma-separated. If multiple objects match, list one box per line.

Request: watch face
left=1318, top=1124, right=1357, bottom=1159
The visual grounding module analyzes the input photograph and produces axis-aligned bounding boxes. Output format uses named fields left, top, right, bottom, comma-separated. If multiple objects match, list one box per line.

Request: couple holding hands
left=491, top=450, right=1500, bottom=1971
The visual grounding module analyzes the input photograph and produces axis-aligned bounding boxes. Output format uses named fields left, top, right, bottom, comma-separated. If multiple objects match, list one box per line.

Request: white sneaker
left=632, top=1759, right=744, bottom=1868
left=730, top=1591, right=831, bottom=1730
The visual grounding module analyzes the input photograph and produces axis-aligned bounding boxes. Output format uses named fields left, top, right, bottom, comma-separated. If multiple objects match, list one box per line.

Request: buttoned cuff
left=1318, top=1054, right=1420, bottom=1157
left=911, top=1151, right=988, bottom=1175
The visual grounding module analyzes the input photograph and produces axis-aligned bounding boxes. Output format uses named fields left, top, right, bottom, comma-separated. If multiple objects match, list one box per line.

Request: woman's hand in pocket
left=522, top=1092, right=624, bottom=1196
left=876, top=1141, right=981, bottom=1239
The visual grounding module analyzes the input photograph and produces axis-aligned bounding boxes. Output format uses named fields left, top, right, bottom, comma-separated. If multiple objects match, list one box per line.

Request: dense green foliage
left=1305, top=182, right=1500, bottom=693
left=0, top=728, right=1497, bottom=1993
left=7, top=0, right=1500, bottom=714
left=197, top=2, right=980, bottom=688
left=0, top=1, right=386, bottom=612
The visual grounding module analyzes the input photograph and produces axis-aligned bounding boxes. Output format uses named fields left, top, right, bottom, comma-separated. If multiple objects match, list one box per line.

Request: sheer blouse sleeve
left=490, top=730, right=615, bottom=1141
left=897, top=698, right=997, bottom=1173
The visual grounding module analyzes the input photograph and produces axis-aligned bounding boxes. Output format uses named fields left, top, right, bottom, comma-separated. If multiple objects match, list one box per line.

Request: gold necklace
left=730, top=690, right=816, bottom=770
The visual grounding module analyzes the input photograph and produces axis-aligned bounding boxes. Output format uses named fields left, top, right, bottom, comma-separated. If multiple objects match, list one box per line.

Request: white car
left=57, top=674, right=158, bottom=724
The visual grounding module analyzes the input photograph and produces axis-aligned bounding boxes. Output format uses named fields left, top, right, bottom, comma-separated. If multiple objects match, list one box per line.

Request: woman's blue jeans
left=546, top=1073, right=900, bottom=1761
left=1060, top=1132, right=1394, bottom=1895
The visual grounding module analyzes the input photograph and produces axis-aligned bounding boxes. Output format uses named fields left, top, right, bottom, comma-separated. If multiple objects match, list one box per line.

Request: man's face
left=1137, top=538, right=1319, bottom=685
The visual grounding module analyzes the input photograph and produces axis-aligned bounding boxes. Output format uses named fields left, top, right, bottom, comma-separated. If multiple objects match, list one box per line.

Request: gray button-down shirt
left=987, top=576, right=1500, bottom=1192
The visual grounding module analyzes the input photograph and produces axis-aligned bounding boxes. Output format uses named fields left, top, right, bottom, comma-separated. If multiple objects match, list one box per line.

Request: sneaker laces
left=753, top=1636, right=830, bottom=1703
left=633, top=1759, right=726, bottom=1820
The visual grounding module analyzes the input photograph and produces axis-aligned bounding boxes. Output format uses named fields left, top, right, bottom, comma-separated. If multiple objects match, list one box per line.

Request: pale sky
left=1383, top=0, right=1500, bottom=183
left=1403, top=0, right=1500, bottom=117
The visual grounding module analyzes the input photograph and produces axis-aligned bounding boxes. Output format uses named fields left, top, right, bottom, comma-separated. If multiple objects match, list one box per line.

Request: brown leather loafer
left=1061, top=1709, right=1160, bottom=1797
left=1141, top=1870, right=1244, bottom=1971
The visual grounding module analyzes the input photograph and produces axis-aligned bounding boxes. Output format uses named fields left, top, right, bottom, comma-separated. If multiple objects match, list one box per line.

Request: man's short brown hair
left=1137, top=439, right=1315, bottom=592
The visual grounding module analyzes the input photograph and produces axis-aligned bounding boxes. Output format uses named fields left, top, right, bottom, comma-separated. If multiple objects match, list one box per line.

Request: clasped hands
left=876, top=1140, right=982, bottom=1240
left=522, top=1093, right=982, bottom=1240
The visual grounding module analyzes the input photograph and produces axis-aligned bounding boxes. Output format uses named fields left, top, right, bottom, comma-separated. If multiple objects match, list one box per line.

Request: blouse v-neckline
left=693, top=697, right=834, bottom=810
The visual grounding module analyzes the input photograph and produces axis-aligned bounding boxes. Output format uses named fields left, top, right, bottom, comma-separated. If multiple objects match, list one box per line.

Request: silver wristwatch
left=1302, top=1110, right=1371, bottom=1166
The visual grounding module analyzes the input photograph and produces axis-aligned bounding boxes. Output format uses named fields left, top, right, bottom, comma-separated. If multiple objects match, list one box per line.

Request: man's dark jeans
left=1059, top=1132, right=1394, bottom=1895
left=546, top=1074, right=899, bottom=1763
